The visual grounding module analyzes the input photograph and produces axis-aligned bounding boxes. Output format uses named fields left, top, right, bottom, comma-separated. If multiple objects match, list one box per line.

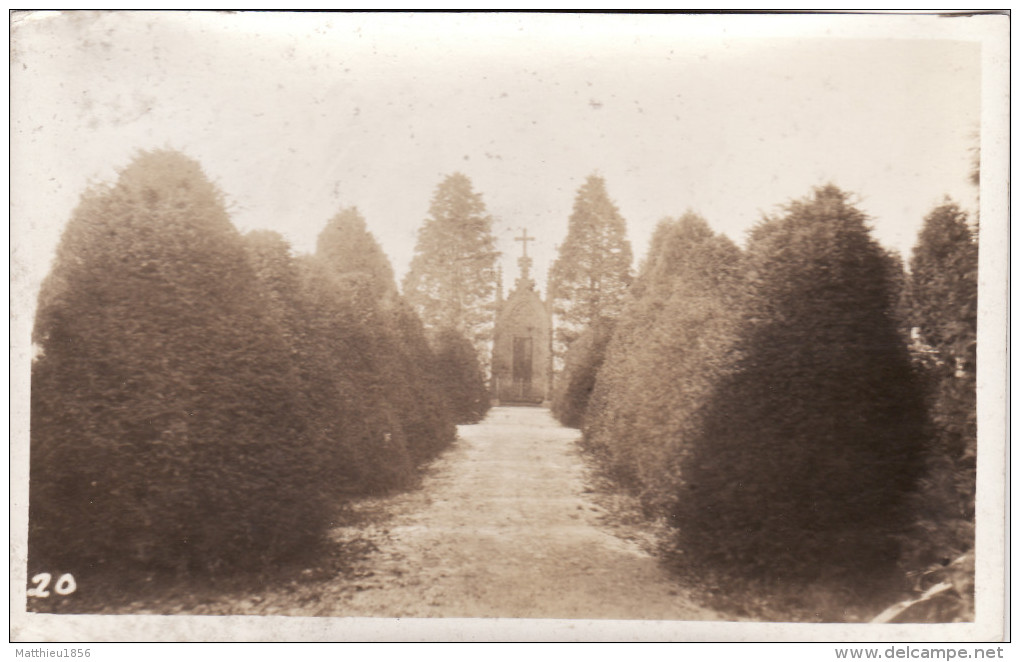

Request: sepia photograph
left=9, top=10, right=1008, bottom=644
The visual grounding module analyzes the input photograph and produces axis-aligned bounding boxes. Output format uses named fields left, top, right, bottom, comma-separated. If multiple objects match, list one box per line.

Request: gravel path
left=310, top=406, right=715, bottom=619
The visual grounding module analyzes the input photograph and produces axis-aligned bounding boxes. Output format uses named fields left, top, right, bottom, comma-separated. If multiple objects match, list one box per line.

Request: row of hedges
left=29, top=150, right=485, bottom=576
left=566, top=186, right=976, bottom=612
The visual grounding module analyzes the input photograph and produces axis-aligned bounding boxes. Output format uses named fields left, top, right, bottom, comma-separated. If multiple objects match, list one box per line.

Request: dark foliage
left=30, top=150, right=331, bottom=574
left=907, top=201, right=978, bottom=378
left=548, top=174, right=633, bottom=361
left=401, top=173, right=500, bottom=359
left=673, top=186, right=928, bottom=587
left=315, top=206, right=397, bottom=300
left=379, top=301, right=458, bottom=463
left=315, top=207, right=456, bottom=467
left=899, top=200, right=977, bottom=582
left=244, top=232, right=415, bottom=495
left=551, top=320, right=614, bottom=429
left=431, top=327, right=491, bottom=424
left=583, top=213, right=743, bottom=514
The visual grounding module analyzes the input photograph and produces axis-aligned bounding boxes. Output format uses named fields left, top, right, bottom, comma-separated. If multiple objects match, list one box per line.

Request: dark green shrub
left=300, top=256, right=419, bottom=492
left=380, top=301, right=457, bottom=463
left=674, top=186, right=928, bottom=587
left=899, top=201, right=977, bottom=580
left=315, top=207, right=396, bottom=301
left=552, top=320, right=614, bottom=429
left=583, top=213, right=742, bottom=514
left=315, top=207, right=455, bottom=467
left=30, top=150, right=329, bottom=573
left=431, top=327, right=491, bottom=424
left=244, top=232, right=414, bottom=495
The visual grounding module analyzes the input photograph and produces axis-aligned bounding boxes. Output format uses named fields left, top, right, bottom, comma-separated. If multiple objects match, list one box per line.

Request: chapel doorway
left=512, top=336, right=533, bottom=400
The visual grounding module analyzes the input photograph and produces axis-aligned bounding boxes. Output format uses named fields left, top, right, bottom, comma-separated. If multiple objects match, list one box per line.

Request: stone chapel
left=490, top=230, right=553, bottom=406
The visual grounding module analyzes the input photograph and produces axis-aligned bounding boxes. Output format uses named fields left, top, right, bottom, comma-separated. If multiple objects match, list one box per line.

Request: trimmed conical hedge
left=315, top=207, right=456, bottom=467
left=582, top=212, right=743, bottom=513
left=30, top=150, right=330, bottom=572
left=431, top=326, right=491, bottom=425
left=674, top=186, right=927, bottom=584
left=552, top=320, right=615, bottom=430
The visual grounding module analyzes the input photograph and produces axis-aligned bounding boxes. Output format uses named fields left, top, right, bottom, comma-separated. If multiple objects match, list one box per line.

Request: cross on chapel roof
left=514, top=228, right=535, bottom=290
left=515, top=228, right=534, bottom=257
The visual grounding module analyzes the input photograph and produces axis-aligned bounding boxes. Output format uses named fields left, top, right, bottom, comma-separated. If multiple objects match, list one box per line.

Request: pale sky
left=12, top=11, right=984, bottom=312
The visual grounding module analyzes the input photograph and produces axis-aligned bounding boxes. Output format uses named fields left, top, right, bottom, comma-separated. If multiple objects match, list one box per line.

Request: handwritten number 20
left=27, top=572, right=76, bottom=598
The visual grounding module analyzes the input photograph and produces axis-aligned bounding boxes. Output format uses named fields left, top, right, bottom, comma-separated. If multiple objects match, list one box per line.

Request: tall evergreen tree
left=900, top=200, right=978, bottom=571
left=548, top=174, right=633, bottom=360
left=401, top=173, right=499, bottom=358
left=675, top=185, right=927, bottom=587
left=30, top=150, right=329, bottom=573
left=908, top=201, right=978, bottom=377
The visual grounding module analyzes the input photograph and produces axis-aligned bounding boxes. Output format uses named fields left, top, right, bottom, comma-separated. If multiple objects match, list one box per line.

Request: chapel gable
left=491, top=230, right=552, bottom=405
